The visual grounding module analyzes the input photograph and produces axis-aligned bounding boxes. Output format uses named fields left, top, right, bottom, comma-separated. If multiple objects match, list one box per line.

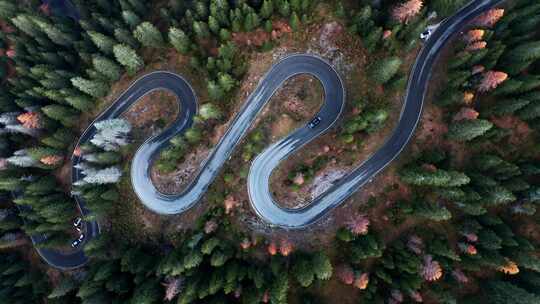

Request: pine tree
left=312, top=252, right=333, bottom=280
left=114, top=28, right=140, bottom=49
left=169, top=27, right=191, bottom=54
left=11, top=14, right=41, bottom=38
left=122, top=10, right=141, bottom=29
left=430, top=0, right=466, bottom=17
left=210, top=0, right=230, bottom=25
left=133, top=22, right=164, bottom=48
left=199, top=103, right=222, bottom=120
left=185, top=127, right=202, bottom=143
left=193, top=21, right=210, bottom=39
left=92, top=56, right=122, bottom=82
left=71, top=77, right=109, bottom=98
left=0, top=177, right=23, bottom=191
left=208, top=15, right=220, bottom=35
left=64, top=95, right=94, bottom=112
left=369, top=57, right=402, bottom=84
left=244, top=12, right=261, bottom=32
left=0, top=1, right=17, bottom=19
left=87, top=31, right=116, bottom=54
left=113, top=44, right=144, bottom=74
left=217, top=73, right=235, bottom=92
left=504, top=41, right=540, bottom=63
left=415, top=201, right=452, bottom=221
left=32, top=17, right=74, bottom=47
left=447, top=119, right=493, bottom=141
left=517, top=101, right=540, bottom=121
left=207, top=80, right=224, bottom=101
left=290, top=12, right=300, bottom=31
left=42, top=105, right=79, bottom=127
left=278, top=0, right=291, bottom=17
left=131, top=280, right=160, bottom=304
left=293, top=259, right=315, bottom=287
left=261, top=0, right=274, bottom=19
left=270, top=272, right=289, bottom=304
left=484, top=281, right=540, bottom=304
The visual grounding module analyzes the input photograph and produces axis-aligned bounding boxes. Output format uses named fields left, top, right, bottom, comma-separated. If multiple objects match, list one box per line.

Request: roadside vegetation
left=0, top=0, right=538, bottom=303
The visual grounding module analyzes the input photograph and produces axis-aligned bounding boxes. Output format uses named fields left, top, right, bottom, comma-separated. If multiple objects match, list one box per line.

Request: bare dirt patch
left=122, top=90, right=179, bottom=140
left=151, top=147, right=210, bottom=194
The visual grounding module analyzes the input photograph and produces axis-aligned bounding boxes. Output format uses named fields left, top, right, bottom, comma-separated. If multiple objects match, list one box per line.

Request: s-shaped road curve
left=31, top=0, right=502, bottom=269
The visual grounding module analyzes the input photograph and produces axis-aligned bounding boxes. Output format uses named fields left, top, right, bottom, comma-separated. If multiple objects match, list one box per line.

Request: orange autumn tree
left=40, top=155, right=63, bottom=166
left=474, top=8, right=504, bottom=27
left=463, top=29, right=485, bottom=43
left=346, top=213, right=370, bottom=236
left=421, top=255, right=443, bottom=281
left=392, top=0, right=423, bottom=23
left=466, top=41, right=487, bottom=51
left=478, top=71, right=508, bottom=92
left=17, top=112, right=42, bottom=129
left=498, top=259, right=520, bottom=275
left=354, top=273, right=369, bottom=290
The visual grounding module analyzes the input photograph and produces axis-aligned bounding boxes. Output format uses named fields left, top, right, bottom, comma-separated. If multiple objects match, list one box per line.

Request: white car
left=420, top=29, right=432, bottom=41
left=73, top=217, right=83, bottom=232
left=71, top=234, right=85, bottom=248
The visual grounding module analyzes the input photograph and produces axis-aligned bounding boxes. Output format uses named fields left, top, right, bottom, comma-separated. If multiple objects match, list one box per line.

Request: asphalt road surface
left=32, top=0, right=503, bottom=268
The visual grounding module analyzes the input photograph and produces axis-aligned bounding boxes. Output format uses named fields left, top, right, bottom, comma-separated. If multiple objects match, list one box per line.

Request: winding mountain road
left=31, top=0, right=502, bottom=269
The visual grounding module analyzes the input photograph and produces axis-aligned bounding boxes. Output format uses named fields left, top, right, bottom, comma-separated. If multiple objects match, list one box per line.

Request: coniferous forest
left=0, top=0, right=539, bottom=303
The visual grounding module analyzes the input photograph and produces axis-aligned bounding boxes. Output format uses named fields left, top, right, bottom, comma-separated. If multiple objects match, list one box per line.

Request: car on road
left=308, top=116, right=322, bottom=128
left=73, top=217, right=82, bottom=232
left=71, top=233, right=85, bottom=248
left=73, top=217, right=82, bottom=227
left=420, top=29, right=432, bottom=41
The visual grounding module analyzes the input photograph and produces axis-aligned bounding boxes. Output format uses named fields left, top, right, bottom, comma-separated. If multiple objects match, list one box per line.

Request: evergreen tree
left=122, top=10, right=141, bottom=29
left=369, top=57, right=402, bottom=84
left=92, top=56, right=122, bottom=82
left=447, top=119, right=493, bottom=141
left=87, top=31, right=116, bottom=54
left=133, top=22, right=164, bottom=48
left=113, top=44, right=144, bottom=74
left=261, top=0, right=274, bottom=19
left=168, top=27, right=190, bottom=54
left=71, top=77, right=109, bottom=98
left=293, top=258, right=315, bottom=287
left=42, top=105, right=79, bottom=127
left=199, top=103, right=222, bottom=120
left=244, top=12, right=261, bottom=32
left=278, top=0, right=291, bottom=17
left=312, top=252, right=333, bottom=280
left=290, top=12, right=300, bottom=31
left=485, top=281, right=540, bottom=304
left=193, top=21, right=210, bottom=39
left=207, top=80, right=225, bottom=101
left=503, top=41, right=540, bottom=63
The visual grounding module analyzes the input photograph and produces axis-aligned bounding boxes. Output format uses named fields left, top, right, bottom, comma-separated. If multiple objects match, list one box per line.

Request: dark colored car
left=308, top=116, right=322, bottom=128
